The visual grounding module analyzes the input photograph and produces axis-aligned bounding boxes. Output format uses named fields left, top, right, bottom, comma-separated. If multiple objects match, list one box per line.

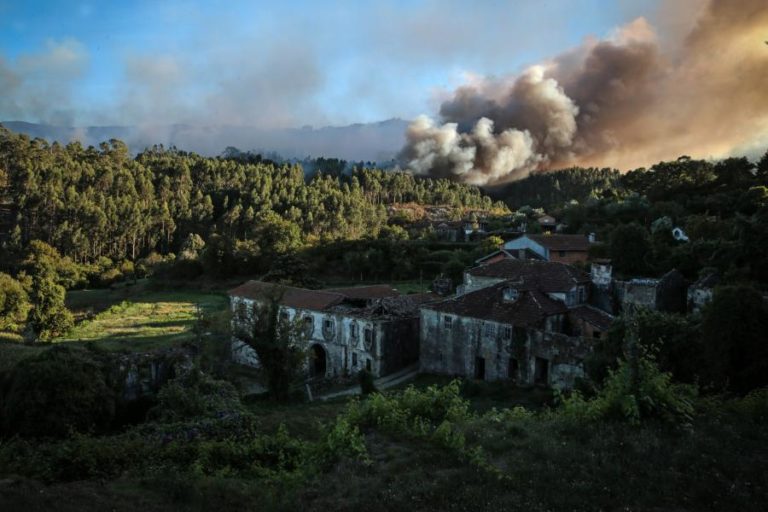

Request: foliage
left=239, top=291, right=308, bottom=401
left=0, top=345, right=116, bottom=438
left=0, top=272, right=30, bottom=331
left=27, top=265, right=74, bottom=340
left=358, top=369, right=377, bottom=396
left=559, top=355, right=697, bottom=426
left=700, top=285, right=768, bottom=393
left=608, top=222, right=651, bottom=276
left=150, top=370, right=244, bottom=422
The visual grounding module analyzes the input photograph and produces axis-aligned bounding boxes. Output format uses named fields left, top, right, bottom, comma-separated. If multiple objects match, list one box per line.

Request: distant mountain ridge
left=1, top=119, right=410, bottom=162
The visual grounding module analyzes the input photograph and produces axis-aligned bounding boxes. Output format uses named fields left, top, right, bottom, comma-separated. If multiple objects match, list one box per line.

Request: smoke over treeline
left=400, top=0, right=768, bottom=185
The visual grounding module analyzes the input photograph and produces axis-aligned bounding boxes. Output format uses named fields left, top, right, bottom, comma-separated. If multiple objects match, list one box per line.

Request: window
left=502, top=326, right=512, bottom=340
left=303, top=316, right=314, bottom=337
left=508, top=358, right=518, bottom=382
left=443, top=315, right=453, bottom=329
left=322, top=318, right=335, bottom=341
left=578, top=286, right=586, bottom=303
left=558, top=250, right=566, bottom=257
left=484, top=322, right=495, bottom=337
left=534, top=357, right=549, bottom=385
left=475, top=357, right=486, bottom=380
left=593, top=331, right=601, bottom=339
left=366, top=359, right=372, bottom=372
left=352, top=352, right=358, bottom=367
left=279, top=311, right=289, bottom=322
left=364, top=328, right=374, bottom=350
left=349, top=321, right=358, bottom=339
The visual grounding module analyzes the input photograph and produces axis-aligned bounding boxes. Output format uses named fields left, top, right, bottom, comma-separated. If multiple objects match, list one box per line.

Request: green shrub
left=0, top=345, right=117, bottom=438
left=558, top=356, right=697, bottom=426
left=150, top=370, right=244, bottom=422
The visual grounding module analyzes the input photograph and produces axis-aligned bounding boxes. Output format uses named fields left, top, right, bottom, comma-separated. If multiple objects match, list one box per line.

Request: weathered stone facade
left=228, top=283, right=422, bottom=379
left=419, top=308, right=589, bottom=388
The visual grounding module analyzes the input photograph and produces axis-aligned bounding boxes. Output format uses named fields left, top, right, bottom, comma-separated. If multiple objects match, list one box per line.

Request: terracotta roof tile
left=467, top=259, right=589, bottom=292
left=528, top=234, right=590, bottom=251
left=424, top=281, right=568, bottom=326
left=569, top=305, right=614, bottom=331
left=228, top=281, right=345, bottom=311
left=326, top=284, right=400, bottom=299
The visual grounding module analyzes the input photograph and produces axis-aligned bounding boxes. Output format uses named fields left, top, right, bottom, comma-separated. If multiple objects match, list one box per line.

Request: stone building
left=687, top=272, right=719, bottom=313
left=228, top=281, right=426, bottom=379
left=459, top=258, right=591, bottom=302
left=614, top=269, right=688, bottom=314
left=421, top=259, right=613, bottom=389
left=502, top=234, right=591, bottom=264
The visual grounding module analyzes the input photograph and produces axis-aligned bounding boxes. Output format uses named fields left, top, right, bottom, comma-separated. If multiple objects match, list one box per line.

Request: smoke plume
left=400, top=0, right=768, bottom=185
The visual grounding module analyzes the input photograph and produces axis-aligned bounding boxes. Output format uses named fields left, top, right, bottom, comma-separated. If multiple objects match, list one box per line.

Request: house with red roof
left=228, top=281, right=430, bottom=379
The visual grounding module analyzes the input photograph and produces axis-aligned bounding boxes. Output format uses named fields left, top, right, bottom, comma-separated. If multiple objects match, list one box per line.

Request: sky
left=0, top=0, right=665, bottom=129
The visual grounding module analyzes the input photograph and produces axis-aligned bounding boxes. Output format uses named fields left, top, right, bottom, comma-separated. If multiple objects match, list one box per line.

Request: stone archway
left=309, top=344, right=327, bottom=378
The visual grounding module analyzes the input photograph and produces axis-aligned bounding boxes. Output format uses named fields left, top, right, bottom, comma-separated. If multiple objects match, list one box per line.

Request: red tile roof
left=528, top=234, right=590, bottom=252
left=424, top=281, right=568, bottom=326
left=326, top=284, right=400, bottom=299
left=467, top=259, right=589, bottom=292
left=569, top=305, right=614, bottom=331
left=228, top=281, right=345, bottom=311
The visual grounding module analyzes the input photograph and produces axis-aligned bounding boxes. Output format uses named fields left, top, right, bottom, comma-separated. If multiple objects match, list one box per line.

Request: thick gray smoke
left=401, top=0, right=768, bottom=185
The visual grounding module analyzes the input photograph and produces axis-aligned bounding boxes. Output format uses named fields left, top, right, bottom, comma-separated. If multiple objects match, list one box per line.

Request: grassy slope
left=59, top=290, right=227, bottom=351
left=0, top=283, right=229, bottom=372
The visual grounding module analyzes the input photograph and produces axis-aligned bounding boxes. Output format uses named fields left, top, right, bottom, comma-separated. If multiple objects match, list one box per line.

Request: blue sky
left=0, top=0, right=662, bottom=128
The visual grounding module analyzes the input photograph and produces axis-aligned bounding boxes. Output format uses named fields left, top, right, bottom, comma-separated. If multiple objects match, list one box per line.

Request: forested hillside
left=0, top=125, right=499, bottom=272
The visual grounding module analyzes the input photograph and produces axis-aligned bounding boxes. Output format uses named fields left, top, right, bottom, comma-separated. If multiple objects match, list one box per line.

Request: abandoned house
left=687, top=272, right=720, bottom=313
left=459, top=258, right=591, bottom=300
left=422, top=259, right=613, bottom=388
left=613, top=269, right=688, bottom=314
left=502, top=234, right=591, bottom=264
left=228, top=281, right=425, bottom=379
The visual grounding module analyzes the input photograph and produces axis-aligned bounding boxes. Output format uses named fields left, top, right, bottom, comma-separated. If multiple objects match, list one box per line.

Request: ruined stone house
left=228, top=282, right=426, bottom=379
left=421, top=259, right=613, bottom=388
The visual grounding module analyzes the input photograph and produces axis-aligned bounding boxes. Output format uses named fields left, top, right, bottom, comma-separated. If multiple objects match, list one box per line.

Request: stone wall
left=229, top=296, right=417, bottom=379
left=420, top=309, right=589, bottom=389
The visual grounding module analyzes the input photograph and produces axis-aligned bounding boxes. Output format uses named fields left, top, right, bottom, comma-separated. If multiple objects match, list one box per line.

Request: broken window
left=443, top=315, right=453, bottom=329
left=303, top=316, right=314, bottom=337
left=508, top=358, right=518, bottom=382
left=364, top=328, right=374, bottom=350
left=475, top=357, right=486, bottom=380
left=534, top=357, right=549, bottom=385
left=322, top=318, right=335, bottom=340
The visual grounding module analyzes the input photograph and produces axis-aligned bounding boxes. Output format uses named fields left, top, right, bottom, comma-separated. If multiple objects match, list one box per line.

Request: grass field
left=59, top=290, right=228, bottom=351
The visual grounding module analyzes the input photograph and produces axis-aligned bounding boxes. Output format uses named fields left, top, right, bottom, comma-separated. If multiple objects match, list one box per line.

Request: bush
left=150, top=370, right=244, bottom=422
left=358, top=369, right=377, bottom=396
left=0, top=346, right=117, bottom=438
left=559, top=355, right=697, bottom=426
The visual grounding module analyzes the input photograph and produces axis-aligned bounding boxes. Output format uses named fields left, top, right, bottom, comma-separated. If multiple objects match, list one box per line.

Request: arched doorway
left=309, top=344, right=327, bottom=378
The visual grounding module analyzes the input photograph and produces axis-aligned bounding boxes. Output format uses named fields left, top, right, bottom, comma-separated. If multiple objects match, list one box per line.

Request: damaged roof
left=467, top=259, right=589, bottom=292
left=228, top=281, right=346, bottom=311
left=326, top=284, right=400, bottom=299
left=569, top=305, right=614, bottom=331
left=424, top=281, right=568, bottom=326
